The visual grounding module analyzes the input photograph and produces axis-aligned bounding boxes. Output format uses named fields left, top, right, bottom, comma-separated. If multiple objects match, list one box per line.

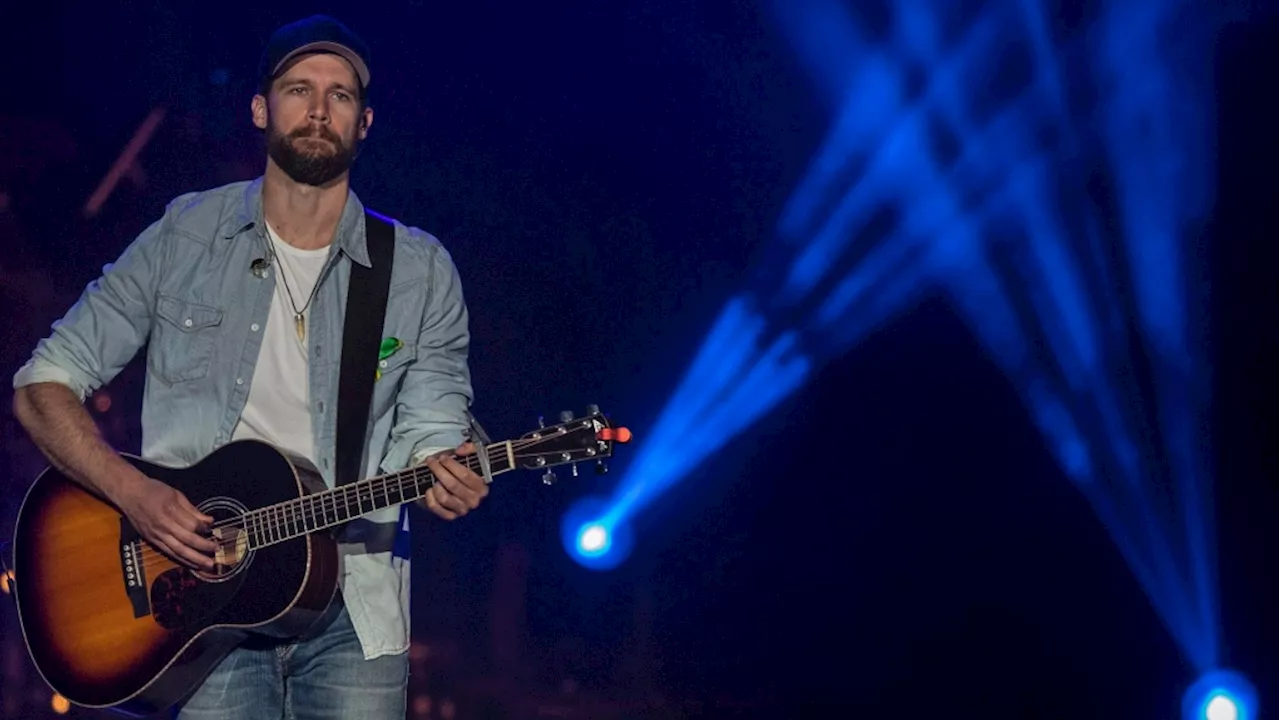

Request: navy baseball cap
left=259, top=15, right=371, bottom=90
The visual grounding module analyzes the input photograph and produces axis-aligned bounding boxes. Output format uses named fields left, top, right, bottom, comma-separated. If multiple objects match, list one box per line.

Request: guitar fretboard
left=241, top=443, right=515, bottom=549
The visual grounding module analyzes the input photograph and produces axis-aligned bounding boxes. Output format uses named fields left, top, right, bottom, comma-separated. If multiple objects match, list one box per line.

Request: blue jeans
left=173, top=602, right=408, bottom=720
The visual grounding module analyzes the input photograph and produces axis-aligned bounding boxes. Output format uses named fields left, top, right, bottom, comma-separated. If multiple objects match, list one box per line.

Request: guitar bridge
left=119, top=518, right=151, bottom=619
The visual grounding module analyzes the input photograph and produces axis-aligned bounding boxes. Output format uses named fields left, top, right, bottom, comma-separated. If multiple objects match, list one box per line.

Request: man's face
left=256, top=53, right=372, bottom=186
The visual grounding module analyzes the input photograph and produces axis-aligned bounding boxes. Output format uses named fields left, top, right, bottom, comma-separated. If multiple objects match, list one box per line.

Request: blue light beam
left=576, top=1, right=1228, bottom=697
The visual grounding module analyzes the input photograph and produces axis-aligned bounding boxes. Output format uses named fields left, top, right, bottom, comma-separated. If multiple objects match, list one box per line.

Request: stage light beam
left=569, top=9, right=1228, bottom=708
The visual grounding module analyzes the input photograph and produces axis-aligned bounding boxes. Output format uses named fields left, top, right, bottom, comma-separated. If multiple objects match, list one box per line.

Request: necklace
left=265, top=233, right=323, bottom=343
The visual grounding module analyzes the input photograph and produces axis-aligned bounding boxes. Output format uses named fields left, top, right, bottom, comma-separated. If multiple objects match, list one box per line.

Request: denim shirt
left=12, top=177, right=473, bottom=660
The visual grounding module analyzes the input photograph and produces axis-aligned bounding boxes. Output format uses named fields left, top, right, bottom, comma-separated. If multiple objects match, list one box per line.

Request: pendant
left=294, top=313, right=306, bottom=343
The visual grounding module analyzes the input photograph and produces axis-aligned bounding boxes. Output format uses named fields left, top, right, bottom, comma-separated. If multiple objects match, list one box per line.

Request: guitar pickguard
left=150, top=569, right=208, bottom=631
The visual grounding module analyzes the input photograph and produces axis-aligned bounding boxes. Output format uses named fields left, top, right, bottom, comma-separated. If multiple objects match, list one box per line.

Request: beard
left=266, top=119, right=360, bottom=187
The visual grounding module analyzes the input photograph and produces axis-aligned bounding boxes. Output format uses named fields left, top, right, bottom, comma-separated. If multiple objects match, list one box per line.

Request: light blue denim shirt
left=12, top=177, right=473, bottom=660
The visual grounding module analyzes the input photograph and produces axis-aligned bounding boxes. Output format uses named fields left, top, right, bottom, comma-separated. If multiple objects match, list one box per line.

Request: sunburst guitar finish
left=9, top=411, right=628, bottom=717
left=12, top=441, right=338, bottom=717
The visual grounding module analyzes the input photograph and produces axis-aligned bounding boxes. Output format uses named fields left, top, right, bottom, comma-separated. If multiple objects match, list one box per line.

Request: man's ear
left=251, top=94, right=269, bottom=131
left=358, top=106, right=374, bottom=139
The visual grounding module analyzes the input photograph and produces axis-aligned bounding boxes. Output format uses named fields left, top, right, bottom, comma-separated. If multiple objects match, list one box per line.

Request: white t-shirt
left=230, top=222, right=329, bottom=462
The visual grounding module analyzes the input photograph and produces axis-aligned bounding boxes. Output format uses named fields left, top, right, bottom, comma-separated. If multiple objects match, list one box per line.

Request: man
left=11, top=15, right=487, bottom=719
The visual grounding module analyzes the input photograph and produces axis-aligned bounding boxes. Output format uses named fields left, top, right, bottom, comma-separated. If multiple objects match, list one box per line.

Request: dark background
left=0, top=1, right=1274, bottom=718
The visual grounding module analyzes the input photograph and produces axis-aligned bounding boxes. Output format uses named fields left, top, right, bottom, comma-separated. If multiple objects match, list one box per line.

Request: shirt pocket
left=371, top=343, right=417, bottom=416
left=150, top=293, right=225, bottom=384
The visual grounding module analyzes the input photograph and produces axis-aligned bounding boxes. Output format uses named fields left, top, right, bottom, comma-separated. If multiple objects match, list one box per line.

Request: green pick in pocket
left=375, top=337, right=403, bottom=381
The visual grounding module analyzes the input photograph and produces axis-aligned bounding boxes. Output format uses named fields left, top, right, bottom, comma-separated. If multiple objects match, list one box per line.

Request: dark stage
left=0, top=2, right=1274, bottom=718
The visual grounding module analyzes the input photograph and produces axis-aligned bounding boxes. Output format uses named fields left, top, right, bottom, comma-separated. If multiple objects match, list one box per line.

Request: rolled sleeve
left=379, top=243, right=473, bottom=474
left=13, top=212, right=170, bottom=400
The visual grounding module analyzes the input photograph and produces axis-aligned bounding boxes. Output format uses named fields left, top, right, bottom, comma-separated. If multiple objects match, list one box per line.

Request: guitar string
left=128, top=443, right=526, bottom=572
left=128, top=427, right=609, bottom=568
left=128, top=439, right=539, bottom=571
left=129, top=433, right=606, bottom=570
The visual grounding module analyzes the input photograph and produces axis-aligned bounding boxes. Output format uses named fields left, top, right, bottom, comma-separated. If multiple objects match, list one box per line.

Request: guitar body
left=11, top=440, right=340, bottom=717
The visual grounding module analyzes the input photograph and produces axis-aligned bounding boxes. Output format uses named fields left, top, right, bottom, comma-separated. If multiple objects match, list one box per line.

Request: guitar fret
left=234, top=434, right=557, bottom=550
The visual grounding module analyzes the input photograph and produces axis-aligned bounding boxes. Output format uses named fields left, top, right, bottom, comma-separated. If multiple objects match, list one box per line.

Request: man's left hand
left=418, top=442, right=489, bottom=521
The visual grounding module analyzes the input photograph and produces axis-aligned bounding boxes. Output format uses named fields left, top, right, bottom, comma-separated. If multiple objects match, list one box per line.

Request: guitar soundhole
left=194, top=498, right=254, bottom=583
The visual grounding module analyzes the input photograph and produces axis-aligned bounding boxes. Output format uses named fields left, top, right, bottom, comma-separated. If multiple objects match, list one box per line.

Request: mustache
left=288, top=125, right=341, bottom=143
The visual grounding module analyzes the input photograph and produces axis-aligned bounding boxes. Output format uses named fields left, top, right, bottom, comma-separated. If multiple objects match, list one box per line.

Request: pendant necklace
left=269, top=242, right=321, bottom=343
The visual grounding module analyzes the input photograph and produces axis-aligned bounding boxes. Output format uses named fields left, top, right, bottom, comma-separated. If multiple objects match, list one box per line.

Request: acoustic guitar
left=9, top=408, right=630, bottom=717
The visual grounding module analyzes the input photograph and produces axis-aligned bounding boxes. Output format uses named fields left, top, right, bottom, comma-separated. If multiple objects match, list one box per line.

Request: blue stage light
left=576, top=524, right=610, bottom=556
left=1183, top=670, right=1256, bottom=720
left=564, top=9, right=1227, bottom=705
left=562, top=496, right=633, bottom=571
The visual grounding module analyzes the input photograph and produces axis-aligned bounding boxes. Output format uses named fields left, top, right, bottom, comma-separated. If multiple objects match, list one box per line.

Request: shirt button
left=183, top=318, right=193, bottom=327
left=379, top=360, right=388, bottom=368
left=251, top=323, right=260, bottom=332
left=236, top=378, right=244, bottom=386
left=314, top=346, right=322, bottom=358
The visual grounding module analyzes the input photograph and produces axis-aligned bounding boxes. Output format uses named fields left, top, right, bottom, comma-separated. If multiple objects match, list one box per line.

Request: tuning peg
left=571, top=463, right=579, bottom=478
left=542, top=469, right=557, bottom=485
left=595, top=460, right=608, bottom=475
left=537, top=415, right=546, bottom=429
left=586, top=404, right=600, bottom=415
left=559, top=410, right=574, bottom=423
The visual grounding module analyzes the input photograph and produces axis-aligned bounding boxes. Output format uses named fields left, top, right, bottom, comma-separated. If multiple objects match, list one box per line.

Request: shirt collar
left=228, top=176, right=371, bottom=268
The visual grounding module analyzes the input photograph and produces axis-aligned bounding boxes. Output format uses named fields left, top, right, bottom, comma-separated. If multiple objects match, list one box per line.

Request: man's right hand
left=113, top=473, right=218, bottom=571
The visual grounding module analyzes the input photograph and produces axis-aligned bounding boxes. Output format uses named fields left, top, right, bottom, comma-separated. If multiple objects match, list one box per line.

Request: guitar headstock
left=515, top=405, right=632, bottom=484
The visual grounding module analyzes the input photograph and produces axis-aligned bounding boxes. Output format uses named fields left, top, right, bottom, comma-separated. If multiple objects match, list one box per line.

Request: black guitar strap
left=334, top=211, right=395, bottom=489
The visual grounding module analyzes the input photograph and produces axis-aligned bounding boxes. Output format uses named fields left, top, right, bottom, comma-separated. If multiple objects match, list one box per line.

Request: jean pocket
left=150, top=293, right=224, bottom=383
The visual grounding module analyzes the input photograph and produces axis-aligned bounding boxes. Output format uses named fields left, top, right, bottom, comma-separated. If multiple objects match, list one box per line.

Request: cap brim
left=273, top=41, right=370, bottom=88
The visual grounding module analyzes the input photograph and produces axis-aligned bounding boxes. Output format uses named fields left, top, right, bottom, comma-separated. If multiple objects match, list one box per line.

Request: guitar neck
left=243, top=441, right=517, bottom=549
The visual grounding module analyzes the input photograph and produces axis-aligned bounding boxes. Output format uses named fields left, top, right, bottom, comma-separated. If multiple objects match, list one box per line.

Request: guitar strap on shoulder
left=334, top=211, right=395, bottom=488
